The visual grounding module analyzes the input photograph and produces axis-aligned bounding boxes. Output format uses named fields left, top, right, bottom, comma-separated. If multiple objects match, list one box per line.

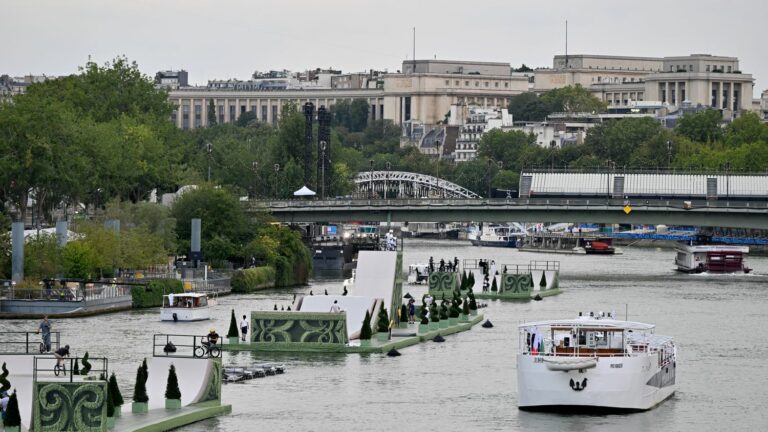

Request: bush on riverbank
left=131, top=279, right=184, bottom=308
left=230, top=266, right=275, bottom=293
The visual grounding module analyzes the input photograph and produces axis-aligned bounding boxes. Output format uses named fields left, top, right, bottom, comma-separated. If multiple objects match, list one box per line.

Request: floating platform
left=223, top=314, right=484, bottom=354
left=114, top=400, right=231, bottom=432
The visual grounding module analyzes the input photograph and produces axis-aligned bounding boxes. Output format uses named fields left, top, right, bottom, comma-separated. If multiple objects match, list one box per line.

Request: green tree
left=60, top=241, right=99, bottom=279
left=360, top=311, right=372, bottom=340
left=170, top=186, right=254, bottom=263
left=207, top=99, right=217, bottom=127
left=332, top=99, right=369, bottom=132
left=584, top=117, right=664, bottom=167
left=507, top=92, right=551, bottom=122
left=540, top=85, right=607, bottom=114
left=108, top=372, right=124, bottom=407
left=723, top=112, right=768, bottom=147
left=676, top=110, right=723, bottom=143
left=236, top=110, right=257, bottom=127
left=132, top=365, right=148, bottom=403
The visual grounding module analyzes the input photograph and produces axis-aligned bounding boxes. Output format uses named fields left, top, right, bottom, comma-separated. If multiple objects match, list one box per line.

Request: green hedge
left=231, top=266, right=276, bottom=293
left=131, top=279, right=184, bottom=308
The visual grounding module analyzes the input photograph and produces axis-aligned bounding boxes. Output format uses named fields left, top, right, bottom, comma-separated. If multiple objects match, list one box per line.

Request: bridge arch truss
left=354, top=171, right=481, bottom=199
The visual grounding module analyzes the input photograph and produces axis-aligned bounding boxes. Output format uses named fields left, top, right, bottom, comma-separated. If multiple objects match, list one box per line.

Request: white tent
left=293, top=186, right=316, bottom=196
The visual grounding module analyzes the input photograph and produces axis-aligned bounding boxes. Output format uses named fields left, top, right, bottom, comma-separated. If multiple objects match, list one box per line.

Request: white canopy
left=293, top=186, right=316, bottom=196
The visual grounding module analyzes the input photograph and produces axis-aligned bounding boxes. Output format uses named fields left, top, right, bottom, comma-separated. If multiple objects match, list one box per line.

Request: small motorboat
left=160, top=292, right=214, bottom=322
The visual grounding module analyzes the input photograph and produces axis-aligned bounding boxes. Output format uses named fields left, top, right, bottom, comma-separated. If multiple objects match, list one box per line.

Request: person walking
left=239, top=315, right=249, bottom=342
left=37, top=315, right=52, bottom=352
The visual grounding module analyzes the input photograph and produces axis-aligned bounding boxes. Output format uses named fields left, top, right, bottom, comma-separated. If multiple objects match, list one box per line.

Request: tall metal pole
left=435, top=140, right=441, bottom=198
left=369, top=160, right=374, bottom=199
left=206, top=142, right=213, bottom=182
left=320, top=141, right=326, bottom=200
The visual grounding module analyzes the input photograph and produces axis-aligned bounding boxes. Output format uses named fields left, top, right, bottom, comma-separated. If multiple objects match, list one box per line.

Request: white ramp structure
left=141, top=357, right=219, bottom=411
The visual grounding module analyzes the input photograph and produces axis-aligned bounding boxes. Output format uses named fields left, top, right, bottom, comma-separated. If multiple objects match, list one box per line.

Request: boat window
left=199, top=297, right=208, bottom=307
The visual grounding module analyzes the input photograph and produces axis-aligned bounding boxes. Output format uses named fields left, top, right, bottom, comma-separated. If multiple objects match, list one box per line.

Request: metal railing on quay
left=0, top=331, right=61, bottom=354
left=528, top=261, right=560, bottom=271
left=4, top=283, right=133, bottom=302
left=33, top=356, right=108, bottom=383
left=153, top=334, right=222, bottom=359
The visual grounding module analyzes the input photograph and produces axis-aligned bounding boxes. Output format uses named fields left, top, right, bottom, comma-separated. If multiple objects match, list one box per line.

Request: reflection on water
left=8, top=239, right=768, bottom=431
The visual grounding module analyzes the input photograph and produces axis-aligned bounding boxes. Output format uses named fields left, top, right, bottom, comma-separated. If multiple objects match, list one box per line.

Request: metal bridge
left=353, top=171, right=481, bottom=199
left=244, top=198, right=768, bottom=229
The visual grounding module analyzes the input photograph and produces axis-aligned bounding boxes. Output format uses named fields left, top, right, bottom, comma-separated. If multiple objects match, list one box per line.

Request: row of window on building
left=443, top=79, right=511, bottom=89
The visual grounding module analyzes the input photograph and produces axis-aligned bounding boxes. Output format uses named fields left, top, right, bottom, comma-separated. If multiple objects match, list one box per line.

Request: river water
left=7, top=239, right=768, bottom=431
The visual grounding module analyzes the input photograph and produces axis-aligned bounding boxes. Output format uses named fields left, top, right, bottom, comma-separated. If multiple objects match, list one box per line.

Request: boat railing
left=0, top=331, right=61, bottom=354
left=152, top=334, right=222, bottom=359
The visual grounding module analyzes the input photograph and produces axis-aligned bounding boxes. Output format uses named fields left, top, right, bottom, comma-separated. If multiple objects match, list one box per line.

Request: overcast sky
left=3, top=0, right=766, bottom=96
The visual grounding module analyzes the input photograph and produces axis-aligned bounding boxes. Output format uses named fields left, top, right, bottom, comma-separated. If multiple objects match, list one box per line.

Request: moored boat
left=674, top=243, right=751, bottom=273
left=469, top=223, right=526, bottom=248
left=517, top=312, right=676, bottom=411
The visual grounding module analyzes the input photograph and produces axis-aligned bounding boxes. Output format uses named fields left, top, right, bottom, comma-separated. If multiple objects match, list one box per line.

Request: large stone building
left=166, top=59, right=528, bottom=129
left=535, top=54, right=755, bottom=117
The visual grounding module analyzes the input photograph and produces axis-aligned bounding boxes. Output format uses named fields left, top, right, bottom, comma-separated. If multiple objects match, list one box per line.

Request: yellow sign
left=623, top=205, right=632, bottom=214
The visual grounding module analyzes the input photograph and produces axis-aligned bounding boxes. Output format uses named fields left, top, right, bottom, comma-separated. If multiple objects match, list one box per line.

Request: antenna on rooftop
left=565, top=20, right=568, bottom=70
left=412, top=27, right=417, bottom=71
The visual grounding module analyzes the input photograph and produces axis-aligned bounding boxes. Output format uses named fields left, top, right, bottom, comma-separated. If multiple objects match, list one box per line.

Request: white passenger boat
left=517, top=312, right=676, bottom=411
left=160, top=293, right=213, bottom=321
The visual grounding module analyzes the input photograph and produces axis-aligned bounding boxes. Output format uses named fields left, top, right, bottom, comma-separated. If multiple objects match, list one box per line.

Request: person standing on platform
left=240, top=315, right=249, bottom=342
left=37, top=315, right=52, bottom=352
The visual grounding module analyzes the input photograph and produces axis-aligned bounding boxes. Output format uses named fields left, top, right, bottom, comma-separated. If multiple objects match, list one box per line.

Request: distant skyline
left=3, top=0, right=767, bottom=96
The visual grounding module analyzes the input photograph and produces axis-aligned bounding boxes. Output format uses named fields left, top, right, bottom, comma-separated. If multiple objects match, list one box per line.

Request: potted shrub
left=108, top=372, right=124, bottom=418
left=461, top=298, right=470, bottom=321
left=376, top=307, right=389, bottom=341
left=418, top=304, right=429, bottom=333
left=359, top=311, right=373, bottom=345
left=491, top=277, right=498, bottom=292
left=399, top=304, right=409, bottom=328
left=3, top=390, right=21, bottom=432
left=468, top=293, right=478, bottom=316
left=429, top=302, right=440, bottom=330
left=72, top=358, right=81, bottom=375
left=226, top=309, right=240, bottom=344
left=106, top=380, right=115, bottom=429
left=81, top=352, right=92, bottom=376
left=131, top=362, right=149, bottom=413
left=164, top=364, right=182, bottom=409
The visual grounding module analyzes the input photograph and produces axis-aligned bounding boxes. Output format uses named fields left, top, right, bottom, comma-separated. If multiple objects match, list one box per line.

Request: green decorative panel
left=34, top=381, right=107, bottom=432
left=250, top=312, right=347, bottom=345
left=198, top=359, right=222, bottom=403
left=501, top=274, right=532, bottom=294
left=428, top=272, right=458, bottom=297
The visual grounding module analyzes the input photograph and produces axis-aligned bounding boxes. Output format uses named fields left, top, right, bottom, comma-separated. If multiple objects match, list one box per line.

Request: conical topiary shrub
left=377, top=307, right=389, bottom=333
left=469, top=292, right=478, bottom=311
left=462, top=299, right=470, bottom=316
left=227, top=309, right=239, bottom=339
left=360, top=311, right=373, bottom=340
left=3, top=390, right=21, bottom=429
left=420, top=303, right=429, bottom=325
left=81, top=352, right=91, bottom=375
left=165, top=364, right=182, bottom=409
left=540, top=273, right=547, bottom=289
left=109, top=372, right=124, bottom=417
left=132, top=361, right=149, bottom=413
left=439, top=300, right=448, bottom=320
left=491, top=277, right=498, bottom=292
left=72, top=358, right=81, bottom=375
left=400, top=304, right=408, bottom=324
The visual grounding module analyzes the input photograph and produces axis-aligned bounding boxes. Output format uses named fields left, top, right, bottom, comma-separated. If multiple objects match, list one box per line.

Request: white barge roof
left=163, top=292, right=208, bottom=298
left=519, top=317, right=655, bottom=331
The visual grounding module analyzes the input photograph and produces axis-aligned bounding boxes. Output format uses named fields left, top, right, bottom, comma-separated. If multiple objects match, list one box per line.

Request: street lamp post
left=206, top=142, right=213, bottom=182
left=666, top=140, right=672, bottom=168
left=725, top=160, right=731, bottom=201
left=435, top=140, right=442, bottom=198
left=251, top=161, right=258, bottom=198
left=385, top=161, right=391, bottom=200
left=273, top=163, right=280, bottom=198
left=369, top=159, right=374, bottom=199
left=487, top=159, right=493, bottom=198
left=320, top=141, right=327, bottom=200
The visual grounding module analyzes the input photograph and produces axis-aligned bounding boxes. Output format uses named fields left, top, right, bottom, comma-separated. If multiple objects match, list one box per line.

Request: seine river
left=14, top=240, right=768, bottom=431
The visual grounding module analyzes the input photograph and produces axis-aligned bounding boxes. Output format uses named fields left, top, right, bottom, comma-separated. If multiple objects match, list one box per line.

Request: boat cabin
left=519, top=313, right=669, bottom=358
left=163, top=293, right=209, bottom=308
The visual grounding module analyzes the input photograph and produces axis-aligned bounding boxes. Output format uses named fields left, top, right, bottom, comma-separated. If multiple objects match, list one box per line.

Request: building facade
left=166, top=59, right=528, bottom=130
